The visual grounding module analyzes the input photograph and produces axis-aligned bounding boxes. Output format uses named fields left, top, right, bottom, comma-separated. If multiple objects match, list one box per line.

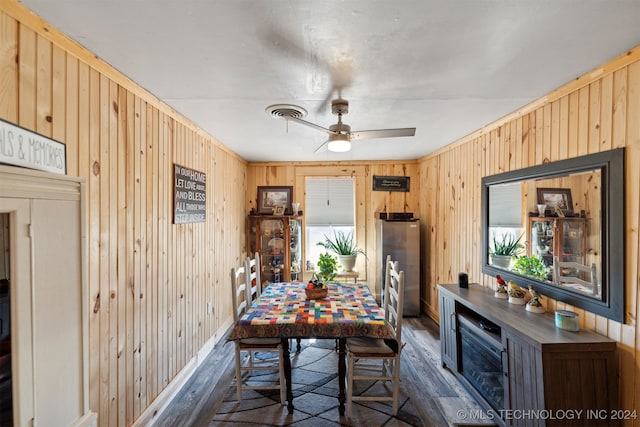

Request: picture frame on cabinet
left=536, top=188, right=573, bottom=215
left=273, top=205, right=286, bottom=216
left=257, top=186, right=292, bottom=215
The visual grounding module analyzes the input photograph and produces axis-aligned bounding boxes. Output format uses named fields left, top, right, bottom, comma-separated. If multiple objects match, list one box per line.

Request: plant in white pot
left=316, top=230, right=366, bottom=272
left=489, top=233, right=524, bottom=269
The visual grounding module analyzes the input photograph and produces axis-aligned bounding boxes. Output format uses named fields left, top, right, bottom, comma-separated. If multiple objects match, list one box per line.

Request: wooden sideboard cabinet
left=438, top=283, right=618, bottom=427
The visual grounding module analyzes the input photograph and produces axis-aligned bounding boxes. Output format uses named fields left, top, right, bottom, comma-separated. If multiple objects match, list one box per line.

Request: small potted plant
left=512, top=254, right=550, bottom=280
left=489, top=233, right=524, bottom=269
left=316, top=230, right=366, bottom=272
left=316, top=252, right=338, bottom=283
left=306, top=252, right=337, bottom=299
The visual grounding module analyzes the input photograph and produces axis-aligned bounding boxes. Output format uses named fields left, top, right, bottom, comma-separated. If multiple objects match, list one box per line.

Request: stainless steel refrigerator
left=376, top=218, right=421, bottom=316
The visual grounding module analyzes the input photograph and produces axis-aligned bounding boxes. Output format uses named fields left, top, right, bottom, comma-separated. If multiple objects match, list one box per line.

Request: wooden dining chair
left=245, top=253, right=301, bottom=353
left=345, top=254, right=404, bottom=417
left=231, top=265, right=286, bottom=404
left=553, top=255, right=599, bottom=295
left=245, top=252, right=262, bottom=304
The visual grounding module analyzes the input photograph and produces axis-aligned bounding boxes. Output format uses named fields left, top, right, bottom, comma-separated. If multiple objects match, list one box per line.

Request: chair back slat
left=384, top=255, right=405, bottom=345
left=245, top=252, right=262, bottom=305
left=231, top=266, right=248, bottom=322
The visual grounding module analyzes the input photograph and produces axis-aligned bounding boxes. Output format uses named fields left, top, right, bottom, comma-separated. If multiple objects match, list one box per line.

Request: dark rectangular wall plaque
left=173, top=163, right=206, bottom=224
left=372, top=175, right=410, bottom=192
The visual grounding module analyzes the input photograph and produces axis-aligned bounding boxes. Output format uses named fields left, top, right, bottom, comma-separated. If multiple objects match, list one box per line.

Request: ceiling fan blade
left=350, top=128, right=416, bottom=141
left=313, top=140, right=329, bottom=153
left=285, top=115, right=336, bottom=135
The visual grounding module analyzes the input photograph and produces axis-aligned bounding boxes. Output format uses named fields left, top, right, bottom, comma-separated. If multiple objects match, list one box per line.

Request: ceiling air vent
left=265, top=104, right=308, bottom=120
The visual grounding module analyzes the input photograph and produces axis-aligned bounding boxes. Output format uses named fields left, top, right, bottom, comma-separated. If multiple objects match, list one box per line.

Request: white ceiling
left=18, top=0, right=640, bottom=162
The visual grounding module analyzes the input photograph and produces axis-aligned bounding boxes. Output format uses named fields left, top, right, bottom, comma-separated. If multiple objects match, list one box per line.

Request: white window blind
left=305, top=177, right=354, bottom=226
left=489, top=182, right=522, bottom=227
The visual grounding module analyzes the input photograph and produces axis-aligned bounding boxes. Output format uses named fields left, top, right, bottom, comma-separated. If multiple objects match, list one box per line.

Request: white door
left=0, top=165, right=95, bottom=427
left=0, top=198, right=33, bottom=426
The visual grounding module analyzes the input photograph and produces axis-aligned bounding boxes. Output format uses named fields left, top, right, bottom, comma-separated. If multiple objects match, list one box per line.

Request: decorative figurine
left=526, top=286, right=545, bottom=313
left=507, top=280, right=526, bottom=305
left=494, top=274, right=508, bottom=299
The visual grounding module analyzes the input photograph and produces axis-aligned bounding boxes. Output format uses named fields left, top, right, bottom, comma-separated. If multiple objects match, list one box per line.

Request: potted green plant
left=512, top=254, right=550, bottom=280
left=489, top=233, right=524, bottom=269
left=316, top=230, right=366, bottom=272
left=316, top=252, right=338, bottom=284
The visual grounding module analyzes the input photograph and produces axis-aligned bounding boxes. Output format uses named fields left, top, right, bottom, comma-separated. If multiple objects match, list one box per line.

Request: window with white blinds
left=305, top=177, right=355, bottom=226
left=488, top=182, right=522, bottom=227
left=305, top=177, right=355, bottom=269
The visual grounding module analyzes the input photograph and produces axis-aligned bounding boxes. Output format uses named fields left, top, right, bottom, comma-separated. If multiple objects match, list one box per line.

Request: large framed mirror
left=481, top=148, right=625, bottom=322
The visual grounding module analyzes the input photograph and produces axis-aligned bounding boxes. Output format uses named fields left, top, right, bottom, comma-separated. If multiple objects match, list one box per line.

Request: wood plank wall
left=246, top=162, right=420, bottom=298
left=0, top=2, right=248, bottom=426
left=4, top=0, right=640, bottom=424
left=418, top=47, right=640, bottom=422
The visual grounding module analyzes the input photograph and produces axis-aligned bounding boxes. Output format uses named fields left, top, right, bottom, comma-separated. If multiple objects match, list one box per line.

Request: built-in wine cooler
left=457, top=309, right=504, bottom=412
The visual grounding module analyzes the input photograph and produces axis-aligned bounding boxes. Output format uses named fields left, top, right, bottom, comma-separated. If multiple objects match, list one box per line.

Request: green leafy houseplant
left=490, top=233, right=524, bottom=256
left=512, top=254, right=550, bottom=280
left=316, top=252, right=338, bottom=284
left=316, top=231, right=366, bottom=256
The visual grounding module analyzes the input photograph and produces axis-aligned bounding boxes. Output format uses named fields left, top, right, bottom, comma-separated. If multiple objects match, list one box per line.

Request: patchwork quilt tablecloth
left=228, top=282, right=395, bottom=340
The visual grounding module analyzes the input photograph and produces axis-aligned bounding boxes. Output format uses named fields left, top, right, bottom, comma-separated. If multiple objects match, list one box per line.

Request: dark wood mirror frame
left=481, top=148, right=625, bottom=322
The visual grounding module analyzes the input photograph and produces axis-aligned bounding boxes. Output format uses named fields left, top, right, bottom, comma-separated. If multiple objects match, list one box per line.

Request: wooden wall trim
left=249, top=159, right=419, bottom=167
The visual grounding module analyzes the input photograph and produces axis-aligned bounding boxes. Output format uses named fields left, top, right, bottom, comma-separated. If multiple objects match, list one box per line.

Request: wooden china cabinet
left=528, top=216, right=587, bottom=268
left=248, top=214, right=303, bottom=287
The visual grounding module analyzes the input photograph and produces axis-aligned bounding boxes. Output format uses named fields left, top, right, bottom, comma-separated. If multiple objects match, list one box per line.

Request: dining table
left=227, top=281, right=397, bottom=415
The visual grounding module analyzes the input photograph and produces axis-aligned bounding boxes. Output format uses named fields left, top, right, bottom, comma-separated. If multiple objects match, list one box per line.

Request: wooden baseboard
left=132, top=332, right=220, bottom=427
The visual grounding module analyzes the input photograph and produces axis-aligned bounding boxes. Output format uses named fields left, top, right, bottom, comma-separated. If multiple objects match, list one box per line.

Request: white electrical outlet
left=207, top=301, right=213, bottom=314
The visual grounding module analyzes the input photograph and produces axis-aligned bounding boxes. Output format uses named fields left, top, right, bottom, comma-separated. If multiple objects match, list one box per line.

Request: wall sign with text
left=372, top=175, right=410, bottom=192
left=173, top=164, right=206, bottom=224
left=0, top=119, right=67, bottom=174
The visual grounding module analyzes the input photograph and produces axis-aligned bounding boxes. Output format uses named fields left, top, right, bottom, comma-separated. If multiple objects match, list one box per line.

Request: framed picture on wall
left=257, top=186, right=293, bottom=215
left=536, top=188, right=573, bottom=215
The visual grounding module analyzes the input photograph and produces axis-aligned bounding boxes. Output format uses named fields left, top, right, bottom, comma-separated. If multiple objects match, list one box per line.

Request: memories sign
left=174, top=164, right=206, bottom=224
left=372, top=175, right=410, bottom=192
left=0, top=119, right=67, bottom=174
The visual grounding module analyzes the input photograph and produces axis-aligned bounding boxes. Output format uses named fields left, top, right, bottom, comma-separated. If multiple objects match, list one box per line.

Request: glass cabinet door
left=260, top=218, right=285, bottom=284
left=289, top=218, right=302, bottom=282
left=529, top=217, right=586, bottom=266
left=528, top=217, right=589, bottom=291
left=249, top=215, right=303, bottom=286
left=529, top=218, right=554, bottom=266
left=559, top=219, right=586, bottom=263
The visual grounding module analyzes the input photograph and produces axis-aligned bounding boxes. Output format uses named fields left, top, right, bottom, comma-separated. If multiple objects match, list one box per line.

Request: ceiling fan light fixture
left=266, top=98, right=415, bottom=154
left=327, top=134, right=351, bottom=152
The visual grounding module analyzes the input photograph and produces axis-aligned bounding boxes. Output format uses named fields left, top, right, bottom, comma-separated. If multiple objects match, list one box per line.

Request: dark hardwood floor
left=154, top=315, right=492, bottom=427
